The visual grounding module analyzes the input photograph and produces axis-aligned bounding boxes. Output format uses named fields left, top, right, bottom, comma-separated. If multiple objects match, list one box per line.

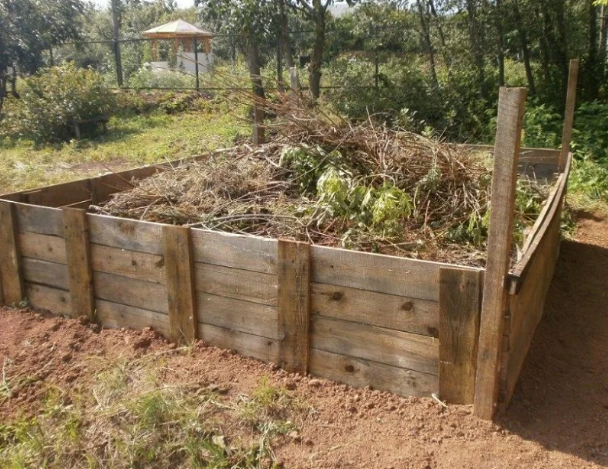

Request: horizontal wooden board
left=23, top=180, right=91, bottom=208
left=197, top=292, right=279, bottom=339
left=15, top=204, right=63, bottom=237
left=91, top=166, right=162, bottom=203
left=96, top=299, right=170, bottom=336
left=19, top=232, right=67, bottom=264
left=191, top=229, right=277, bottom=275
left=199, top=323, right=280, bottom=363
left=27, top=283, right=71, bottom=315
left=91, top=244, right=166, bottom=285
left=311, top=245, right=466, bottom=302
left=311, top=283, right=439, bottom=337
left=22, top=258, right=69, bottom=290
left=93, top=271, right=168, bottom=314
left=88, top=214, right=164, bottom=255
left=311, top=316, right=439, bottom=375
left=310, top=349, right=438, bottom=397
left=194, top=263, right=277, bottom=306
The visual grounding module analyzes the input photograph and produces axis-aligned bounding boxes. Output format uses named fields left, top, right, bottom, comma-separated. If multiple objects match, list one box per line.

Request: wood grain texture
left=559, top=59, right=580, bottom=172
left=15, top=203, right=64, bottom=237
left=88, top=214, right=164, bottom=255
left=474, top=87, right=527, bottom=420
left=311, top=283, right=439, bottom=337
left=94, top=271, right=168, bottom=314
left=277, top=240, right=311, bottom=374
left=439, top=268, right=482, bottom=404
left=19, top=180, right=91, bottom=208
left=19, top=233, right=67, bottom=264
left=96, top=299, right=170, bottom=336
left=63, top=208, right=95, bottom=319
left=91, top=244, right=166, bottom=285
left=27, top=283, right=71, bottom=315
left=0, top=201, right=24, bottom=305
left=310, top=349, right=438, bottom=397
left=311, top=316, right=439, bottom=375
left=22, top=258, right=69, bottom=290
left=163, top=225, right=197, bottom=344
left=198, top=323, right=280, bottom=363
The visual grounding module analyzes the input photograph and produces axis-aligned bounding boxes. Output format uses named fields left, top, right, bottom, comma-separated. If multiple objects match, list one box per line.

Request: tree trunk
left=465, top=0, right=485, bottom=99
left=585, top=0, right=600, bottom=100
left=513, top=0, right=536, bottom=95
left=10, top=66, right=18, bottom=98
left=427, top=0, right=451, bottom=72
left=247, top=38, right=265, bottom=100
left=309, top=4, right=326, bottom=99
left=495, top=0, right=505, bottom=86
left=416, top=0, right=439, bottom=89
left=536, top=6, right=551, bottom=86
left=280, top=0, right=294, bottom=69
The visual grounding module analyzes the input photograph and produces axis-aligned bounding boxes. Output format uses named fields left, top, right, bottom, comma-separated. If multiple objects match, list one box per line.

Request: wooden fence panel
left=88, top=214, right=163, bottom=255
left=27, top=283, right=71, bottom=315
left=22, top=258, right=69, bottom=291
left=19, top=233, right=67, bottom=264
left=91, top=244, right=165, bottom=285
left=198, top=323, right=280, bottom=363
left=96, top=300, right=170, bottom=336
left=15, top=204, right=64, bottom=237
left=94, top=272, right=168, bottom=314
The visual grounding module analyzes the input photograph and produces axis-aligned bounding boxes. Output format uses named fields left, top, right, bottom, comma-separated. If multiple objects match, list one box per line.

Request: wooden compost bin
left=0, top=81, right=578, bottom=419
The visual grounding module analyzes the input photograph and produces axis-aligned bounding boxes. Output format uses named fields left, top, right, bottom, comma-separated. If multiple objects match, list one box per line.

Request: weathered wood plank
left=88, top=214, right=164, bottom=255
left=63, top=208, right=95, bottom=320
left=278, top=240, right=311, bottom=374
left=439, top=268, right=482, bottom=405
left=559, top=59, right=580, bottom=172
left=27, top=283, right=71, bottom=315
left=15, top=204, right=64, bottom=237
left=310, top=349, right=438, bottom=397
left=91, top=244, right=165, bottom=285
left=62, top=199, right=92, bottom=209
left=26, top=180, right=91, bottom=208
left=22, top=258, right=69, bottom=290
left=91, top=166, right=161, bottom=204
left=312, top=283, right=439, bottom=337
left=96, top=299, right=170, bottom=336
left=163, top=225, right=197, bottom=344
left=311, top=316, right=439, bottom=375
left=198, top=323, right=280, bottom=363
left=194, top=263, right=277, bottom=305
left=0, top=201, right=25, bottom=305
left=93, top=271, right=168, bottom=314
left=191, top=229, right=277, bottom=275
left=19, top=233, right=67, bottom=264
left=196, top=292, right=279, bottom=339
left=474, top=87, right=527, bottom=420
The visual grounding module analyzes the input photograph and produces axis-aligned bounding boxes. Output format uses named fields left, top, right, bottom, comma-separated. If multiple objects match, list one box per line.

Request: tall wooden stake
left=290, top=67, right=300, bottom=99
left=559, top=58, right=580, bottom=172
left=474, top=87, right=527, bottom=420
left=0, top=201, right=24, bottom=305
left=252, top=104, right=265, bottom=145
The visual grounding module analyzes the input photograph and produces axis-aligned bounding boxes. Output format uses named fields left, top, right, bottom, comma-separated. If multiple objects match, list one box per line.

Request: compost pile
left=93, top=104, right=549, bottom=266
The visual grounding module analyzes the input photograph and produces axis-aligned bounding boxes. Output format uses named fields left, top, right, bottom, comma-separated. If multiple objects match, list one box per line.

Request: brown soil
left=1, top=215, right=608, bottom=468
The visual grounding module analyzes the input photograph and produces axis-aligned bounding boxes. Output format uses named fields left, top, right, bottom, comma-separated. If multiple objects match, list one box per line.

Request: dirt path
left=1, top=216, right=607, bottom=468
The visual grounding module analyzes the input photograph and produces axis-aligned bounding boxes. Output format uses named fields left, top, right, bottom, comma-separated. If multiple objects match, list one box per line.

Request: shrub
left=128, top=66, right=196, bottom=90
left=0, top=63, right=116, bottom=144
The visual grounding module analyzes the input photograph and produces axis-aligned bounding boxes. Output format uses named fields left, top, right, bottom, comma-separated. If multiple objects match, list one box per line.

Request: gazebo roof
left=142, top=19, right=213, bottom=38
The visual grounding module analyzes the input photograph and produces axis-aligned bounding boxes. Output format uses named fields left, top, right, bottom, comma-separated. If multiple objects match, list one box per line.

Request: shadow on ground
left=498, top=218, right=608, bottom=466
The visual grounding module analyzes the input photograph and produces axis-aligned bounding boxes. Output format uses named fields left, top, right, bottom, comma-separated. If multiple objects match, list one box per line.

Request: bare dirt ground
left=1, top=215, right=607, bottom=468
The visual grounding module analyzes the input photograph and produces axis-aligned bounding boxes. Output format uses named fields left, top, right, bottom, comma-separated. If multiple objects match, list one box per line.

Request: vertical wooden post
left=0, top=201, right=24, bottom=305
left=278, top=239, right=311, bottom=374
left=290, top=67, right=300, bottom=99
left=252, top=104, right=265, bottom=145
left=163, top=225, right=197, bottom=345
left=474, top=87, right=527, bottom=420
left=439, top=267, right=482, bottom=404
left=194, top=37, right=200, bottom=91
left=559, top=58, right=580, bottom=173
left=63, top=208, right=95, bottom=320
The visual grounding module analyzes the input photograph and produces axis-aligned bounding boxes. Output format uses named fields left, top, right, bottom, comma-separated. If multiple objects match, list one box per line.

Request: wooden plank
left=191, top=229, right=277, bottom=275
left=311, top=316, right=439, bottom=375
left=62, top=199, right=92, bottom=209
left=474, top=87, right=527, bottom=420
left=559, top=59, right=580, bottom=172
left=439, top=268, right=482, bottom=405
left=91, top=244, right=165, bottom=285
left=277, top=240, right=311, bottom=374
left=14, top=204, right=64, bottom=237
left=312, top=283, right=439, bottom=337
left=27, top=283, right=71, bottom=315
left=88, top=214, right=164, bottom=255
left=30, top=180, right=91, bottom=208
left=194, top=263, right=277, bottom=305
left=96, top=299, right=170, bottom=336
left=19, top=233, right=67, bottom=264
left=196, top=293, right=279, bottom=339
left=0, top=201, right=25, bottom=305
left=93, top=271, right=168, bottom=314
left=22, top=258, right=69, bottom=290
left=198, top=323, right=280, bottom=363
left=310, top=349, right=438, bottom=397
left=311, top=245, right=455, bottom=302
left=91, top=166, right=161, bottom=204
left=163, top=225, right=197, bottom=344
left=63, top=208, right=95, bottom=320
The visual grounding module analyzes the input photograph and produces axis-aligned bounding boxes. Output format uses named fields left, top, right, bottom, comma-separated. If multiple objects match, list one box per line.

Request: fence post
left=439, top=267, right=482, bottom=404
left=194, top=37, right=200, bottom=91
left=252, top=104, right=265, bottom=145
left=62, top=208, right=95, bottom=320
left=474, top=87, right=527, bottom=420
left=277, top=239, right=311, bottom=374
left=290, top=67, right=299, bottom=99
left=559, top=58, right=580, bottom=173
left=0, top=201, right=24, bottom=306
left=163, top=225, right=197, bottom=345
left=111, top=0, right=123, bottom=87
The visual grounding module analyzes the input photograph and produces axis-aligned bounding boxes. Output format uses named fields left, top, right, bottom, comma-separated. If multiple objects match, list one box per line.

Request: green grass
left=0, top=110, right=247, bottom=194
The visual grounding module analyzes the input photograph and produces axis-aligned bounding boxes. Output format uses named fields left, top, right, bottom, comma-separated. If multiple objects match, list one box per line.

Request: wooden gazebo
left=142, top=19, right=213, bottom=60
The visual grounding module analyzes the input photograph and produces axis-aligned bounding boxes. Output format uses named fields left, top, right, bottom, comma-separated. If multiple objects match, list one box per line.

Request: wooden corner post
left=559, top=59, right=580, bottom=173
left=0, top=201, right=25, bottom=305
left=163, top=225, right=197, bottom=345
left=63, top=208, right=95, bottom=320
left=474, top=87, right=527, bottom=420
left=278, top=239, right=311, bottom=374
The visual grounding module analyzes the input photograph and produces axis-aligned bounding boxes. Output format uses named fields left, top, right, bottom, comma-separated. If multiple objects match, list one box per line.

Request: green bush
left=0, top=64, right=116, bottom=144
